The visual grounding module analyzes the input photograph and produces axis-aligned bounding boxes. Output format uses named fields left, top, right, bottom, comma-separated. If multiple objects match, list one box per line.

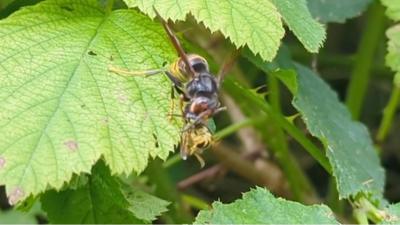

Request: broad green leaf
left=271, top=0, right=326, bottom=52
left=245, top=51, right=385, bottom=200
left=0, top=0, right=180, bottom=203
left=292, top=64, right=385, bottom=199
left=307, top=0, right=373, bottom=23
left=381, top=0, right=400, bottom=21
left=123, top=0, right=284, bottom=62
left=41, top=161, right=144, bottom=223
left=381, top=203, right=400, bottom=224
left=195, top=187, right=339, bottom=224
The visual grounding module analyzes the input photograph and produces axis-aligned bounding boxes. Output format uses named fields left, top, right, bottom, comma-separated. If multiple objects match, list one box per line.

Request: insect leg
left=194, top=153, right=206, bottom=168
left=216, top=50, right=241, bottom=88
left=168, top=84, right=176, bottom=121
left=180, top=129, right=191, bottom=160
left=108, top=65, right=165, bottom=77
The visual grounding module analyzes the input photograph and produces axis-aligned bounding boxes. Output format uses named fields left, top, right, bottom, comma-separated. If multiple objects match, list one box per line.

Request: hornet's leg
left=182, top=106, right=227, bottom=132
left=108, top=65, right=165, bottom=77
left=168, top=85, right=176, bottom=121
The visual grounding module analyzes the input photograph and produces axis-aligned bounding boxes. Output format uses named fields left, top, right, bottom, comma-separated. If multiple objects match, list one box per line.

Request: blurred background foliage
left=0, top=0, right=399, bottom=223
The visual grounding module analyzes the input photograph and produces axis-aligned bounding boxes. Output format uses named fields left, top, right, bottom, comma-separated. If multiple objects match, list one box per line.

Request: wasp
left=108, top=9, right=235, bottom=164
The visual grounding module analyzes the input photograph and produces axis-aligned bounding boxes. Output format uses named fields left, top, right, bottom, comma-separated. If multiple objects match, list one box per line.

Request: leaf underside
left=271, top=0, right=326, bottom=52
left=123, top=0, right=285, bottom=62
left=307, top=0, right=373, bottom=23
left=0, top=0, right=181, bottom=203
left=195, top=187, right=339, bottom=224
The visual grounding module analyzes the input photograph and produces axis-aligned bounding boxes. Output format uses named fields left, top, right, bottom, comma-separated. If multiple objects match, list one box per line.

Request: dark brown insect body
left=108, top=8, right=234, bottom=165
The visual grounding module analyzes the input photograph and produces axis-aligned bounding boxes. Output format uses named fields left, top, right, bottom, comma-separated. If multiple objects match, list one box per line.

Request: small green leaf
left=41, top=161, right=143, bottom=224
left=271, top=0, right=326, bottom=52
left=124, top=0, right=284, bottom=62
left=125, top=188, right=170, bottom=222
left=381, top=0, right=400, bottom=21
left=0, top=0, right=180, bottom=203
left=307, top=0, right=373, bottom=23
left=195, top=187, right=339, bottom=224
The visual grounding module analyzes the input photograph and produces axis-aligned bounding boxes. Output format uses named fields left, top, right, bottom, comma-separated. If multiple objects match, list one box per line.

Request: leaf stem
left=266, top=75, right=317, bottom=202
left=345, top=1, right=386, bottom=119
left=376, top=83, right=400, bottom=142
left=181, top=194, right=210, bottom=210
left=162, top=154, right=181, bottom=168
left=212, top=143, right=290, bottom=197
left=213, top=118, right=259, bottom=141
left=105, top=0, right=114, bottom=13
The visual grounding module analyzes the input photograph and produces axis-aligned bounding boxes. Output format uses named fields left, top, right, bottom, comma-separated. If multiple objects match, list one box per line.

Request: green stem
left=345, top=1, right=386, bottom=119
left=326, top=178, right=345, bottom=216
left=266, top=75, right=317, bottom=202
left=105, top=0, right=114, bottom=13
left=213, top=118, right=259, bottom=141
left=354, top=208, right=369, bottom=225
left=354, top=196, right=387, bottom=224
left=224, top=78, right=332, bottom=174
left=145, top=159, right=193, bottom=223
left=162, top=154, right=181, bottom=168
left=182, top=194, right=210, bottom=210
left=377, top=84, right=400, bottom=142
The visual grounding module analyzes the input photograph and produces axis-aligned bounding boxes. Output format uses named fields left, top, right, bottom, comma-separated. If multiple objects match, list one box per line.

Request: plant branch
left=345, top=1, right=386, bottom=119
left=377, top=82, right=400, bottom=142
left=211, top=143, right=290, bottom=197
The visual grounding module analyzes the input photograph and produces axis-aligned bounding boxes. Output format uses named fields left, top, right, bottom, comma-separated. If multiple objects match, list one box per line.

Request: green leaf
left=0, top=209, right=37, bottom=224
left=292, top=64, right=385, bottom=199
left=41, top=161, right=146, bottom=224
left=0, top=0, right=180, bottom=203
left=386, top=25, right=400, bottom=74
left=381, top=0, right=400, bottom=21
left=381, top=203, right=400, bottom=224
left=307, top=0, right=373, bottom=23
left=123, top=0, right=284, bottom=62
left=271, top=0, right=326, bottom=52
left=125, top=189, right=170, bottom=222
left=245, top=51, right=385, bottom=200
left=195, top=187, right=339, bottom=224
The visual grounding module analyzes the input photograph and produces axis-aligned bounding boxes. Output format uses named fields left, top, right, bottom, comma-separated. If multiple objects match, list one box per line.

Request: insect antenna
left=216, top=49, right=241, bottom=88
left=153, top=7, right=196, bottom=78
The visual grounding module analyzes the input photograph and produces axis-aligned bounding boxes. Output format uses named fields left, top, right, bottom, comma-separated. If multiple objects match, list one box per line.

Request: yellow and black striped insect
left=108, top=8, right=233, bottom=165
